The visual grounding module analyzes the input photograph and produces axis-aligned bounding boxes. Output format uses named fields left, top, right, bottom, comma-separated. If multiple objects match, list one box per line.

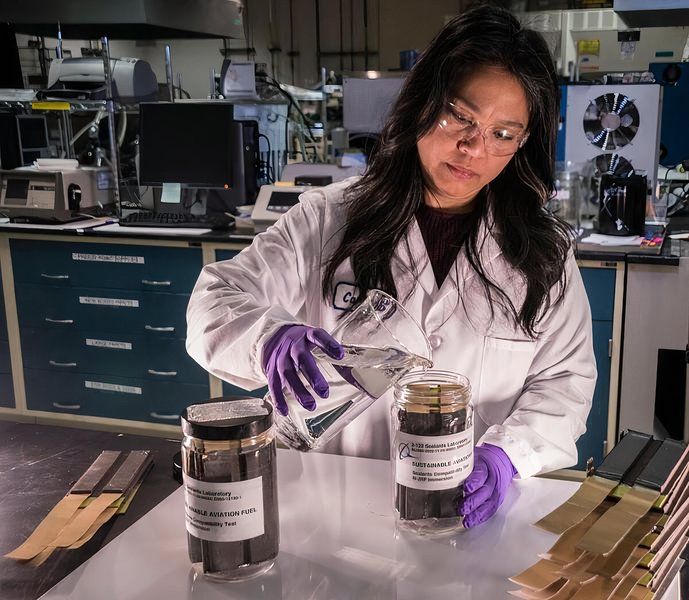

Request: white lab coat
left=186, top=178, right=596, bottom=478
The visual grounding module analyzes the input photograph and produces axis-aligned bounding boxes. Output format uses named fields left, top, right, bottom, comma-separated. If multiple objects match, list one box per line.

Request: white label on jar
left=183, top=474, right=265, bottom=542
left=395, top=429, right=474, bottom=491
left=85, top=338, right=132, bottom=350
left=72, top=252, right=145, bottom=264
left=79, top=296, right=139, bottom=308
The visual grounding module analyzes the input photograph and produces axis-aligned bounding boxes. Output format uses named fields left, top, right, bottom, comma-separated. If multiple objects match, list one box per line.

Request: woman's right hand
left=261, top=324, right=345, bottom=416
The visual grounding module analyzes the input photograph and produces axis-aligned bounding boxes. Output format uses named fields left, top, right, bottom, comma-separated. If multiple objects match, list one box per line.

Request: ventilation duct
left=0, top=0, right=244, bottom=39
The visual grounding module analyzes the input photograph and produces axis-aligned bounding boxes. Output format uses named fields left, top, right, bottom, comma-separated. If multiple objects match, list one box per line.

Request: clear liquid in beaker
left=271, top=343, right=432, bottom=451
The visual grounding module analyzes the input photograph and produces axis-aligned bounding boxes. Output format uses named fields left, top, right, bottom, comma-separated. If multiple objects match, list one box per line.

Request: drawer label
left=72, top=252, right=145, bottom=264
left=85, top=338, right=133, bottom=350
left=85, top=380, right=142, bottom=395
left=79, top=296, right=140, bottom=308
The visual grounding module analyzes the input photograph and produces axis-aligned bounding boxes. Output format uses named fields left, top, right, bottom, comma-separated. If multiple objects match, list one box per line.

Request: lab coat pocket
left=477, top=337, right=537, bottom=426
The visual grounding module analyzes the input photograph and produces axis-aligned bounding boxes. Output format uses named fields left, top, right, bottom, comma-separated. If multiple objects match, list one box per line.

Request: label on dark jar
left=183, top=474, right=264, bottom=542
left=395, top=429, right=474, bottom=491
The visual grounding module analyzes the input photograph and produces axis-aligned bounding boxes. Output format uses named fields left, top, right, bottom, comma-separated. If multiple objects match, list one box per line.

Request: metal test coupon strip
left=535, top=431, right=654, bottom=536
left=577, top=439, right=685, bottom=556
left=5, top=450, right=122, bottom=561
left=49, top=450, right=152, bottom=548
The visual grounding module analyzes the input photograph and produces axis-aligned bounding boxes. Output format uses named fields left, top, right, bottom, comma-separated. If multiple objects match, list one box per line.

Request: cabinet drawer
left=16, top=284, right=189, bottom=337
left=25, top=369, right=209, bottom=424
left=11, top=240, right=202, bottom=293
left=0, top=373, right=14, bottom=408
left=20, top=328, right=207, bottom=385
left=215, top=249, right=240, bottom=262
left=580, top=267, right=616, bottom=321
left=0, top=340, right=11, bottom=374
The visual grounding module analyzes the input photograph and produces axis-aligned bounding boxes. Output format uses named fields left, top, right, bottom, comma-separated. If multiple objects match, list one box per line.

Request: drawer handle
left=45, top=318, right=74, bottom=325
left=49, top=360, right=77, bottom=368
left=142, top=279, right=172, bottom=286
left=149, top=412, right=180, bottom=421
left=41, top=273, right=70, bottom=280
left=53, top=402, right=81, bottom=410
left=147, top=369, right=178, bottom=377
left=145, top=325, right=175, bottom=332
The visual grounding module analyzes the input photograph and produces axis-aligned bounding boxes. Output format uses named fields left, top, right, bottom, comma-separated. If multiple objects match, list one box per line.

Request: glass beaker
left=270, top=289, right=433, bottom=452
left=549, top=169, right=581, bottom=232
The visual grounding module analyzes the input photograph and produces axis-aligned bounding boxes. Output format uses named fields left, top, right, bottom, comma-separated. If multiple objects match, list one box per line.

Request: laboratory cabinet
left=8, top=237, right=210, bottom=429
left=576, top=263, right=622, bottom=470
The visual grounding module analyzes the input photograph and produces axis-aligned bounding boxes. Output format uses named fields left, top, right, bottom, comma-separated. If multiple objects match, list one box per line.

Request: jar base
left=193, top=557, right=276, bottom=582
left=396, top=516, right=464, bottom=536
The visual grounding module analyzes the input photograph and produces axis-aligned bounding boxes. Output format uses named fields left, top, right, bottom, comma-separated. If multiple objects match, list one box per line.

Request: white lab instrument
left=43, top=57, right=158, bottom=102
left=251, top=184, right=310, bottom=229
left=0, top=167, right=112, bottom=222
left=565, top=83, right=662, bottom=201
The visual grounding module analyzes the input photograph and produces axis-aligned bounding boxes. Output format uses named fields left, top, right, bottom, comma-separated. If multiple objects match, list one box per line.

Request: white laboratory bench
left=35, top=449, right=679, bottom=600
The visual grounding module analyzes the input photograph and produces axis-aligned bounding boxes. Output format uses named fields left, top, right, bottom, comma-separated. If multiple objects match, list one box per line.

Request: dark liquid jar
left=392, top=371, right=473, bottom=535
left=181, top=398, right=279, bottom=581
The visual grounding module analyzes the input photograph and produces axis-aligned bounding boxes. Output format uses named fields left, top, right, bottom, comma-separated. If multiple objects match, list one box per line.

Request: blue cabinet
left=0, top=269, right=14, bottom=408
left=24, top=369, right=209, bottom=425
left=11, top=239, right=208, bottom=424
left=577, top=265, right=617, bottom=470
left=214, top=249, right=267, bottom=399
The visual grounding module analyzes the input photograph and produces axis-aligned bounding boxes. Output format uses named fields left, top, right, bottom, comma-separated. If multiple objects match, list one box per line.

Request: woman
left=186, top=5, right=596, bottom=528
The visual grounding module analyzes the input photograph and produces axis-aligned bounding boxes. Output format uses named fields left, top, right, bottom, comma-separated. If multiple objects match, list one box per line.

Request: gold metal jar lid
left=394, top=370, right=472, bottom=407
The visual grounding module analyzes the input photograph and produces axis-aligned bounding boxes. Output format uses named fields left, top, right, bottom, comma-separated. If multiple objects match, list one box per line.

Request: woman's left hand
left=457, top=444, right=517, bottom=528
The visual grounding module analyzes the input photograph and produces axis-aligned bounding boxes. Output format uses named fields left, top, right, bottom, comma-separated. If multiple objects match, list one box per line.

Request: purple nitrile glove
left=457, top=443, right=518, bottom=529
left=261, top=324, right=344, bottom=417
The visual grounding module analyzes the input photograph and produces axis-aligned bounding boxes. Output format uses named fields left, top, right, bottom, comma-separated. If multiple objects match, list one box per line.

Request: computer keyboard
left=118, top=212, right=235, bottom=230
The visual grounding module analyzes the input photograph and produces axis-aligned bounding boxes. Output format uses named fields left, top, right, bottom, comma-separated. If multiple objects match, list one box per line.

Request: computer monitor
left=139, top=102, right=237, bottom=188
left=138, top=102, right=259, bottom=213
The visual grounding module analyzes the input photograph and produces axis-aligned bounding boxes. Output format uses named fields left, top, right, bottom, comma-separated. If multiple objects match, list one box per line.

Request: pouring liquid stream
left=270, top=343, right=433, bottom=451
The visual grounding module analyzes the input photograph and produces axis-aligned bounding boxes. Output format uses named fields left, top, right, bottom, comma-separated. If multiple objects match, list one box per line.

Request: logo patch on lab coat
left=333, top=282, right=360, bottom=311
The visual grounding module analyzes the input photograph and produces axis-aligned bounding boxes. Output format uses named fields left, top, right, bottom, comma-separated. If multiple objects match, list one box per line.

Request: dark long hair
left=322, top=5, right=571, bottom=337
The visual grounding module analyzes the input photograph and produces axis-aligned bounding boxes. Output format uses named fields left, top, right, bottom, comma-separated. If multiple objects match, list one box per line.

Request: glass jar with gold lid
left=391, top=370, right=473, bottom=535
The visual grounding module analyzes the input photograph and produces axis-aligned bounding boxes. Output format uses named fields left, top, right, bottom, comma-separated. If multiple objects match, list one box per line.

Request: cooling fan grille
left=584, top=93, right=640, bottom=151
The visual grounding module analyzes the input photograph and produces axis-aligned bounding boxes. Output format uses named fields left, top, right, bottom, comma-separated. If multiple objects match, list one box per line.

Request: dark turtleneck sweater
left=415, top=203, right=474, bottom=289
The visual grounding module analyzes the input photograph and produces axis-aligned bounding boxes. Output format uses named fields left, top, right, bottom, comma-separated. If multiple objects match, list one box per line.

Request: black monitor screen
left=139, top=103, right=236, bottom=188
left=5, top=178, right=29, bottom=205
left=17, top=115, right=48, bottom=150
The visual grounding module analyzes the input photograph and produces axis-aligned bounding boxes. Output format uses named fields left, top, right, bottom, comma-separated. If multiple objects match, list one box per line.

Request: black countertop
left=0, top=218, right=688, bottom=265
left=0, top=421, right=181, bottom=600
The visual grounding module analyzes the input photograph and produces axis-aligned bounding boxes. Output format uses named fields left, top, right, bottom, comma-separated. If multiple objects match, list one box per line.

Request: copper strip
left=511, top=559, right=564, bottom=590
left=509, top=579, right=567, bottom=599
left=661, top=443, right=689, bottom=495
left=535, top=477, right=618, bottom=535
left=663, top=462, right=689, bottom=514
left=608, top=566, right=648, bottom=600
left=577, top=487, right=659, bottom=556
left=541, top=501, right=614, bottom=563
